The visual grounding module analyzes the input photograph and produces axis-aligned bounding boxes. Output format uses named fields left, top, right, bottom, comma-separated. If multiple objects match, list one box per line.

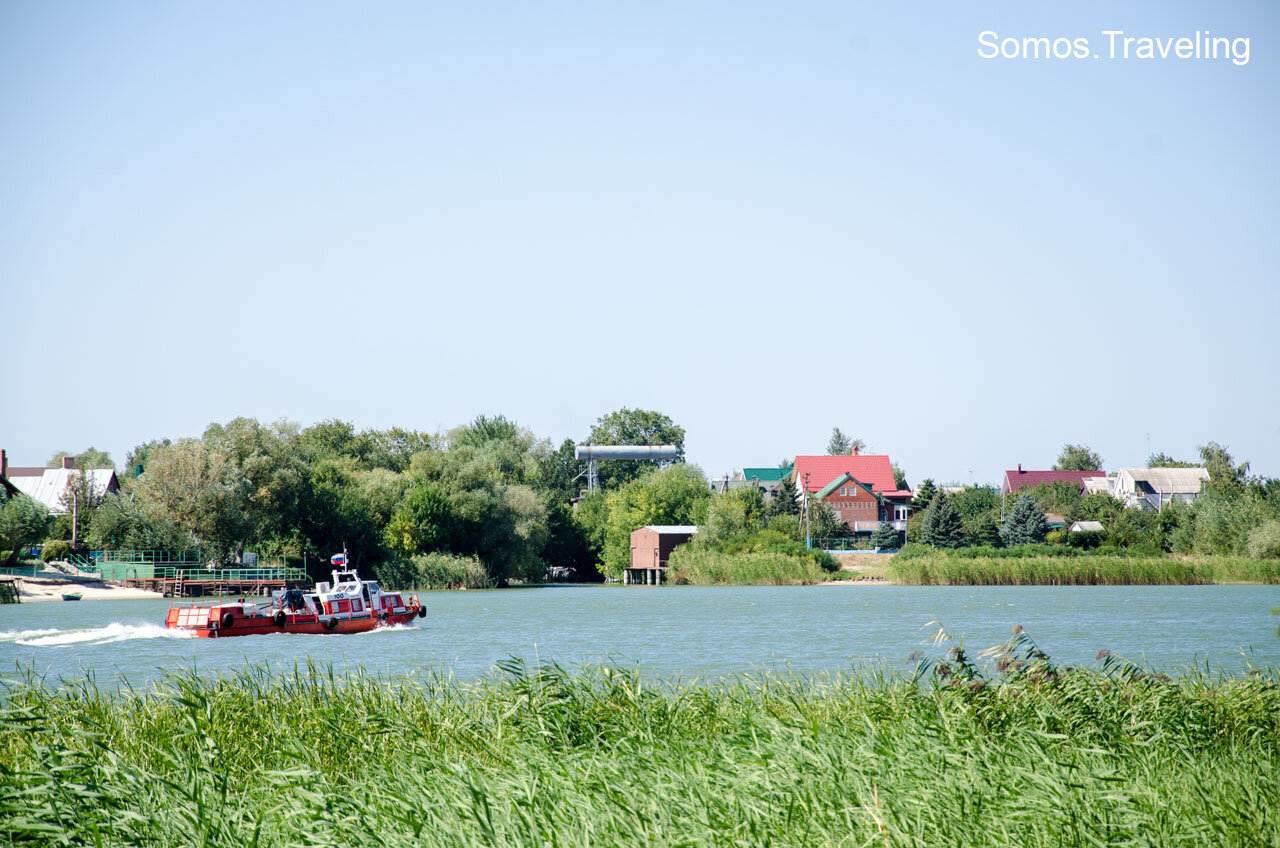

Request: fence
left=810, top=537, right=903, bottom=552
left=91, top=564, right=310, bottom=582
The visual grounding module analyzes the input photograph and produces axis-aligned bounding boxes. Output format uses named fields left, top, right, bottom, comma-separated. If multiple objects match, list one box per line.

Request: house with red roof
left=1000, top=464, right=1105, bottom=496
left=791, top=448, right=915, bottom=532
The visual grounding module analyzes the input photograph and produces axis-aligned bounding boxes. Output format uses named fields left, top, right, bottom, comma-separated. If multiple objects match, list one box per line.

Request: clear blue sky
left=3, top=1, right=1277, bottom=485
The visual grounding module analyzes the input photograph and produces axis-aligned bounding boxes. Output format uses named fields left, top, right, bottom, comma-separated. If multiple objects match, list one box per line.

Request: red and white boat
left=165, top=554, right=425, bottom=637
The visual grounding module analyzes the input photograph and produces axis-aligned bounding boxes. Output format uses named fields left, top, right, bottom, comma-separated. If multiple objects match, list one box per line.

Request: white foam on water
left=356, top=623, right=416, bottom=636
left=0, top=628, right=62, bottom=643
left=16, top=622, right=195, bottom=647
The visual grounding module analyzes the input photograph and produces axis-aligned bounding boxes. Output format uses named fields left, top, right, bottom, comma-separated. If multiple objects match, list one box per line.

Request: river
left=2, top=584, right=1278, bottom=688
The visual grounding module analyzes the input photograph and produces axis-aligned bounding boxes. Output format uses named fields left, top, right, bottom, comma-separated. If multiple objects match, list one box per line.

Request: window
left=833, top=510, right=842, bottom=520
left=839, top=486, right=847, bottom=496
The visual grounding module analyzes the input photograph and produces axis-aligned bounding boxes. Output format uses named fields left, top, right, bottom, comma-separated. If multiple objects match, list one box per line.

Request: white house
left=1114, top=467, right=1210, bottom=511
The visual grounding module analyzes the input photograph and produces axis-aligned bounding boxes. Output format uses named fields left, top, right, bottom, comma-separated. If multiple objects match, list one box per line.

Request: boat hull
left=166, top=606, right=424, bottom=638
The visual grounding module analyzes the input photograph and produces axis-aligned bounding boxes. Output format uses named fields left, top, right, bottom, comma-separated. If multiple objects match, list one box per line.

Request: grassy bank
left=668, top=549, right=832, bottom=585
left=889, top=552, right=1280, bottom=585
left=2, top=651, right=1278, bottom=847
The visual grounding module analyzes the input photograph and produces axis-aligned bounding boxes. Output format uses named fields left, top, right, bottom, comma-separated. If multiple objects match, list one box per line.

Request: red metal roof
left=792, top=454, right=896, bottom=494
left=1001, top=469, right=1105, bottom=494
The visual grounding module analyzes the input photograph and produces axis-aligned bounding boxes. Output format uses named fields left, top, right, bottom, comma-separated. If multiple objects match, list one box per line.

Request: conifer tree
left=920, top=492, right=965, bottom=549
left=913, top=478, right=938, bottom=511
left=1000, top=494, right=1048, bottom=546
left=870, top=521, right=903, bottom=550
left=767, top=479, right=799, bottom=517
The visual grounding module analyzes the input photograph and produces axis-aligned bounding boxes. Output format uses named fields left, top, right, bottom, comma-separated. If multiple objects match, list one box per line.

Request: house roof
left=1070, top=520, right=1105, bottom=532
left=1044, top=513, right=1068, bottom=527
left=641, top=525, right=699, bottom=535
left=8, top=468, right=118, bottom=515
left=741, top=467, right=791, bottom=483
left=792, top=454, right=896, bottom=494
left=1119, top=467, right=1209, bottom=495
left=816, top=473, right=877, bottom=500
left=1001, top=469, right=1105, bottom=494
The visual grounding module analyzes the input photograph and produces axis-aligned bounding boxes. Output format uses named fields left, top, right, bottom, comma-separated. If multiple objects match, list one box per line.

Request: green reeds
left=668, top=550, right=832, bottom=585
left=890, top=553, right=1280, bottom=585
left=2, top=650, right=1278, bottom=847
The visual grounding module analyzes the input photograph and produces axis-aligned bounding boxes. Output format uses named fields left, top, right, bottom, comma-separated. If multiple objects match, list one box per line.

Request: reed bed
left=2, top=645, right=1278, bottom=848
left=668, top=550, right=831, bottom=585
left=890, top=553, right=1280, bottom=586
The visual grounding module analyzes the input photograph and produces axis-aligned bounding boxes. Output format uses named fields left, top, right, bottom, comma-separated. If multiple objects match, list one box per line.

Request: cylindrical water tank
left=574, top=445, right=678, bottom=461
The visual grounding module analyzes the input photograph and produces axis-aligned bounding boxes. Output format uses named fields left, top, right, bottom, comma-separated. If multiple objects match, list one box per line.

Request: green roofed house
left=732, top=466, right=793, bottom=500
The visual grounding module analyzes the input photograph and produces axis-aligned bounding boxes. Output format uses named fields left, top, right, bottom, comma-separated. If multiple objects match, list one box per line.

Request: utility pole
left=802, top=472, right=811, bottom=550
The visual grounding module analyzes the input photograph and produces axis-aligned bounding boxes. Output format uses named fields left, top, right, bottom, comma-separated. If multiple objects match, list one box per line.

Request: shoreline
left=15, top=576, right=164, bottom=603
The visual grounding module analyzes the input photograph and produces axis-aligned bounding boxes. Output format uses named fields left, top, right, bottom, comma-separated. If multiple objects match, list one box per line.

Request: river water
left=2, top=584, right=1278, bottom=689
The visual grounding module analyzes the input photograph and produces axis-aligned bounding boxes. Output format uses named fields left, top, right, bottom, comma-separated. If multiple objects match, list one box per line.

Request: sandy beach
left=15, top=576, right=164, bottom=603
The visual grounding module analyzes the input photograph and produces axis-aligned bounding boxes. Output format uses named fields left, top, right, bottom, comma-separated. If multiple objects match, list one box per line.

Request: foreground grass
left=890, top=553, right=1280, bottom=585
left=2, top=647, right=1278, bottom=847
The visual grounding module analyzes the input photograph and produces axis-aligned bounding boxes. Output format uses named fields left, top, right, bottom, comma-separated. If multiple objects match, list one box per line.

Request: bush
left=1247, top=520, right=1280, bottom=560
left=41, top=540, right=73, bottom=562
left=1066, top=530, right=1106, bottom=550
left=668, top=549, right=833, bottom=585
left=375, top=552, right=491, bottom=590
left=1045, top=529, right=1067, bottom=546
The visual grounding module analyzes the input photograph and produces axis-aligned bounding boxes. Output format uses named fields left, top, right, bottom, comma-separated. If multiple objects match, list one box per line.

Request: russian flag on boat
left=331, top=553, right=347, bottom=565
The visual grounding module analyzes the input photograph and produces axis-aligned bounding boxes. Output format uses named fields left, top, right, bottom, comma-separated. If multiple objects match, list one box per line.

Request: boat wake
left=6, top=623, right=195, bottom=647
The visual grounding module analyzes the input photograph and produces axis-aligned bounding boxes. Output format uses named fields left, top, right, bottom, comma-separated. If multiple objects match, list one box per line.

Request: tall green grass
left=891, top=553, right=1280, bottom=585
left=2, top=648, right=1278, bottom=847
left=668, top=549, right=831, bottom=585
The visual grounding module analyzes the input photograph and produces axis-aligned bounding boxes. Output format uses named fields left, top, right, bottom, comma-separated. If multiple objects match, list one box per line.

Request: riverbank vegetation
left=662, top=485, right=838, bottom=585
left=890, top=546, right=1280, bottom=585
left=3, top=636, right=1277, bottom=847
left=10, top=409, right=693, bottom=588
left=911, top=443, right=1280, bottom=562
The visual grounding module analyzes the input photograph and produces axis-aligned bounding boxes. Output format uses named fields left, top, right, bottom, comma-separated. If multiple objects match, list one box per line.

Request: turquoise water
left=2, top=584, right=1278, bottom=688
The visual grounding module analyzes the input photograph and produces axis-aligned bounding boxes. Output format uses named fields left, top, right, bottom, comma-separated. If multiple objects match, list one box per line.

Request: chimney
left=1018, top=463, right=1022, bottom=473
left=62, top=456, right=75, bottom=469
left=851, top=445, right=860, bottom=456
left=1, top=449, right=6, bottom=478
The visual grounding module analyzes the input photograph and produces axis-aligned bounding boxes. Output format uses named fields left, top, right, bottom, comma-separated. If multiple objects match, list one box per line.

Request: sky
left=2, top=1, right=1277, bottom=486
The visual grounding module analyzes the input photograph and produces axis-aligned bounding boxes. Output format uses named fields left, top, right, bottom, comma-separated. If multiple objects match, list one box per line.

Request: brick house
left=791, top=449, right=914, bottom=532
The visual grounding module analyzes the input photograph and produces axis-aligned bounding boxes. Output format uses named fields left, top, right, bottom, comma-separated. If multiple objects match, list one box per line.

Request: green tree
left=892, top=463, right=907, bottom=491
left=1147, top=452, right=1198, bottom=468
left=86, top=492, right=194, bottom=551
left=919, top=492, right=965, bottom=549
left=1018, top=480, right=1084, bottom=518
left=57, top=469, right=108, bottom=545
left=1000, top=495, right=1048, bottom=546
left=0, top=495, right=51, bottom=566
left=535, top=439, right=585, bottom=504
left=913, top=478, right=938, bottom=511
left=870, top=521, right=902, bottom=550
left=1199, top=442, right=1248, bottom=495
left=826, top=428, right=852, bottom=455
left=702, top=487, right=765, bottom=547
left=48, top=448, right=115, bottom=470
left=585, top=408, right=686, bottom=490
left=767, top=479, right=799, bottom=517
left=1053, top=443, right=1103, bottom=472
left=808, top=500, right=849, bottom=541
left=133, top=439, right=251, bottom=561
left=384, top=483, right=454, bottom=557
left=964, top=512, right=1003, bottom=547
left=949, top=486, right=1000, bottom=522
left=122, top=439, right=172, bottom=490
left=601, top=464, right=709, bottom=578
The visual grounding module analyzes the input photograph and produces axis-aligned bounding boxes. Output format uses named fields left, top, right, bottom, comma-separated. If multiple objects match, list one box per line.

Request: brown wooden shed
left=627, top=525, right=698, bottom=585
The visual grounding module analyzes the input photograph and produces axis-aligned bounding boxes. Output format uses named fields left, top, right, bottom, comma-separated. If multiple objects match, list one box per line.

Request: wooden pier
left=124, top=576, right=306, bottom=598
left=0, top=576, right=22, bottom=604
